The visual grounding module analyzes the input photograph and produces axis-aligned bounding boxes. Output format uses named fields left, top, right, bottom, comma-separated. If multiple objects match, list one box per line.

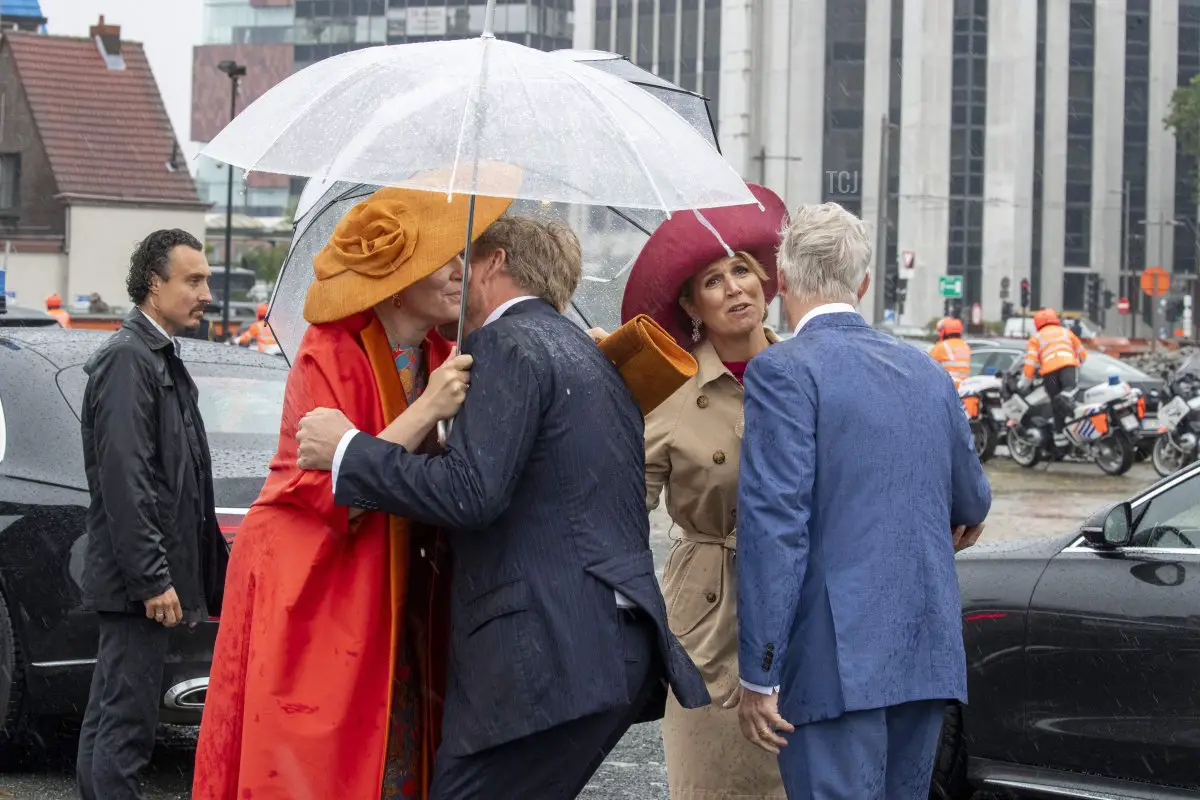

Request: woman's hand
left=420, top=351, right=474, bottom=420
left=586, top=327, right=610, bottom=344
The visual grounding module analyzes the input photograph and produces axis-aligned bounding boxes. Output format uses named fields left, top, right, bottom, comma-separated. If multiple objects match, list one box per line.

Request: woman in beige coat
left=620, top=184, right=789, bottom=799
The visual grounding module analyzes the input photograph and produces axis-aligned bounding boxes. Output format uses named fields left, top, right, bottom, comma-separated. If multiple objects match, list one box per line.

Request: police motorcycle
left=1151, top=352, right=1200, bottom=476
left=999, top=366, right=1143, bottom=475
left=958, top=374, right=1005, bottom=463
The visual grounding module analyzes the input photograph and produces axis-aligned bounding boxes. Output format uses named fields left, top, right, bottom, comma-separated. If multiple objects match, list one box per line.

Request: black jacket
left=336, top=299, right=709, bottom=756
left=80, top=310, right=229, bottom=623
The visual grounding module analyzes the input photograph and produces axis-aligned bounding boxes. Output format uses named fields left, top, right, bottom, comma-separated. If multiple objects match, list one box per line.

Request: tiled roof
left=5, top=31, right=204, bottom=206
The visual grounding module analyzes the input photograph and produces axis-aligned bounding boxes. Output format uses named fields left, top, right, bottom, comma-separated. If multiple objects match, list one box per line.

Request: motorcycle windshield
left=1177, top=352, right=1200, bottom=378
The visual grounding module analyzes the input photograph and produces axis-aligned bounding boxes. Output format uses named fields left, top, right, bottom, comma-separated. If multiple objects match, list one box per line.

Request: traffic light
left=884, top=273, right=898, bottom=307
left=896, top=279, right=908, bottom=315
left=1165, top=297, right=1185, bottom=324
left=1085, top=274, right=1101, bottom=321
left=1020, top=278, right=1031, bottom=308
left=1103, top=289, right=1115, bottom=310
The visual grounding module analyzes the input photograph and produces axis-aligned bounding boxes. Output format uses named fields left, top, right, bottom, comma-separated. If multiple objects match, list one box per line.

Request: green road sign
left=939, top=275, right=963, bottom=299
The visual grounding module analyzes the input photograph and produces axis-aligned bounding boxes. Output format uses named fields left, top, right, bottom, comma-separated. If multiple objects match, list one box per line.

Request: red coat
left=193, top=310, right=452, bottom=800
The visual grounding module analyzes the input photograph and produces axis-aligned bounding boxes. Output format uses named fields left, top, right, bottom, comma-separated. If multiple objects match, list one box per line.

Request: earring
left=391, top=292, right=403, bottom=309
left=691, top=317, right=702, bottom=343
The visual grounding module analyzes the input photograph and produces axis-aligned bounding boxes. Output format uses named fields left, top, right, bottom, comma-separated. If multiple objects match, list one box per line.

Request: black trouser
left=430, top=608, right=660, bottom=800
left=1044, top=366, right=1079, bottom=435
left=76, top=612, right=170, bottom=800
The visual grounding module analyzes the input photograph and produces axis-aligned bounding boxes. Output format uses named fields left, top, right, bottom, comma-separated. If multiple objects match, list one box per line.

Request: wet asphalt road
left=0, top=459, right=1163, bottom=799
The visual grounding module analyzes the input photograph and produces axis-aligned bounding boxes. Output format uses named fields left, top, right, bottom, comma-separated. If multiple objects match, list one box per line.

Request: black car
left=937, top=460, right=1200, bottom=799
left=0, top=327, right=284, bottom=748
left=0, top=306, right=58, bottom=328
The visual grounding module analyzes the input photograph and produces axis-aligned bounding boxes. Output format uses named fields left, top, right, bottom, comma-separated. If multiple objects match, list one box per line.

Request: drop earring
left=391, top=292, right=404, bottom=309
left=691, top=317, right=702, bottom=343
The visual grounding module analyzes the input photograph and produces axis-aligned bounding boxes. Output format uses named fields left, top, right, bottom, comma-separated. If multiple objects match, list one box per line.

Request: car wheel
left=0, top=593, right=30, bottom=755
left=930, top=702, right=971, bottom=800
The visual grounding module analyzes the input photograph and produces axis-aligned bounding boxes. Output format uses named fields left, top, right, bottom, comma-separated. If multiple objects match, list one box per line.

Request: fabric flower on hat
left=315, top=198, right=420, bottom=281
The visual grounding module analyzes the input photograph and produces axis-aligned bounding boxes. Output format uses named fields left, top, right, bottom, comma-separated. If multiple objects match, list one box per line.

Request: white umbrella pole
left=440, top=194, right=478, bottom=441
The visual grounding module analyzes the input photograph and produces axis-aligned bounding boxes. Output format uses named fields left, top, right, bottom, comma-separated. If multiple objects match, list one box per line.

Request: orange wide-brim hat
left=304, top=176, right=518, bottom=325
left=620, top=183, right=788, bottom=350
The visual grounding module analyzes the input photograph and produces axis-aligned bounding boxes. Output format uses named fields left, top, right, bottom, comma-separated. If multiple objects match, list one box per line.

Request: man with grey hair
left=729, top=202, right=991, bottom=798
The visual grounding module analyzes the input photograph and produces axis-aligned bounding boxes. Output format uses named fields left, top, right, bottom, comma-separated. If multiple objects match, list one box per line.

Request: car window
left=0, top=393, right=6, bottom=464
left=969, top=350, right=993, bottom=376
left=57, top=362, right=286, bottom=439
left=1079, top=351, right=1152, bottom=386
left=1129, top=474, right=1200, bottom=549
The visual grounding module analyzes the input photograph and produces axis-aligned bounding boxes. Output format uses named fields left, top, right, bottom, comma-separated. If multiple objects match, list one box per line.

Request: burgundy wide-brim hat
left=620, top=183, right=788, bottom=350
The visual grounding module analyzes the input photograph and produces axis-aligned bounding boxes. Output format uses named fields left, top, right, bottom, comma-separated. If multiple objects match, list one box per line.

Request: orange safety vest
left=47, top=308, right=71, bottom=327
left=237, top=320, right=277, bottom=353
left=930, top=337, right=971, bottom=386
left=1024, top=324, right=1086, bottom=379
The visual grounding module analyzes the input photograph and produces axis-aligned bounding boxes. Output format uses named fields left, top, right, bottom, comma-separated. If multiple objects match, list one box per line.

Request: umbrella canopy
left=551, top=49, right=718, bottom=152
left=266, top=48, right=725, bottom=362
left=202, top=36, right=750, bottom=214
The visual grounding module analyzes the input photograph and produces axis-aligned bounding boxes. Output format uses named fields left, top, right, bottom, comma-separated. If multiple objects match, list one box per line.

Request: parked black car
left=0, top=327, right=284, bottom=749
left=0, top=306, right=58, bottom=328
left=935, top=459, right=1200, bottom=799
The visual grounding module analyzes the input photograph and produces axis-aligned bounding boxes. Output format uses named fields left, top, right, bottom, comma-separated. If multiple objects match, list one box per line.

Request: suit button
left=696, top=395, right=709, bottom=409
left=713, top=450, right=726, bottom=465
left=705, top=592, right=717, bottom=603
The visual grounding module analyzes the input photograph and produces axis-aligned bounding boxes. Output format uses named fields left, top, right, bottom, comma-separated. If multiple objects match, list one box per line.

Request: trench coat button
left=713, top=450, right=726, bottom=465
left=696, top=395, right=709, bottom=409
left=705, top=591, right=717, bottom=603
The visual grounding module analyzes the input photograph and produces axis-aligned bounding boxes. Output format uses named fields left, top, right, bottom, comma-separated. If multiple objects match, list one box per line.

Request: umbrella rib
left=448, top=38, right=490, bottom=197
left=558, top=68, right=672, bottom=215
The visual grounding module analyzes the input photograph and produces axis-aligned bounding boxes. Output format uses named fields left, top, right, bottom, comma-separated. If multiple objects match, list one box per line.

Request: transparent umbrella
left=201, top=31, right=748, bottom=213
left=265, top=45, right=723, bottom=361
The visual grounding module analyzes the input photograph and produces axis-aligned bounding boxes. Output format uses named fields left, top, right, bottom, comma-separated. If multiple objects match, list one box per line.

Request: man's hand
left=729, top=686, right=794, bottom=755
left=144, top=586, right=182, bottom=628
left=297, top=408, right=355, bottom=471
left=586, top=327, right=610, bottom=344
left=953, top=523, right=985, bottom=552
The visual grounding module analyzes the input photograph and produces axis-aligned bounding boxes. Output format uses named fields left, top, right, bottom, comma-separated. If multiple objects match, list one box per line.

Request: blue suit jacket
left=336, top=299, right=708, bottom=756
left=736, top=312, right=990, bottom=725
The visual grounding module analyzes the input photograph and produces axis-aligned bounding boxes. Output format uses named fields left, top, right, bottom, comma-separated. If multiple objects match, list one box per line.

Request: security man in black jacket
left=76, top=229, right=230, bottom=800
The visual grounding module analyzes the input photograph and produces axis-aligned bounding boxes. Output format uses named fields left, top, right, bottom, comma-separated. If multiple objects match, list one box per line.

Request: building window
left=946, top=0, right=987, bottom=309
left=0, top=154, right=19, bottom=210
left=1121, top=0, right=1151, bottom=323
left=821, top=0, right=866, bottom=216
left=1176, top=0, right=1200, bottom=284
left=1063, top=0, right=1094, bottom=272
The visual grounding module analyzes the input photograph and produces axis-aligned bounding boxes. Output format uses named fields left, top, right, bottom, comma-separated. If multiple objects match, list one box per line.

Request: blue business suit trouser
left=778, top=699, right=947, bottom=800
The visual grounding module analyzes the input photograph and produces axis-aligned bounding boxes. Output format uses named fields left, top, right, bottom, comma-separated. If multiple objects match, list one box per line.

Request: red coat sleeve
left=261, top=328, right=380, bottom=534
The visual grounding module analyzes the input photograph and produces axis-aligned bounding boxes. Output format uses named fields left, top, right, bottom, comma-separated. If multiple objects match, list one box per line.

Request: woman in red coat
left=193, top=186, right=513, bottom=800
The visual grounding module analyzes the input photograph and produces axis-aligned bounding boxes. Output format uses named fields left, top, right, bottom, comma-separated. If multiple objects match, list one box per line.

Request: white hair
left=777, top=202, right=873, bottom=303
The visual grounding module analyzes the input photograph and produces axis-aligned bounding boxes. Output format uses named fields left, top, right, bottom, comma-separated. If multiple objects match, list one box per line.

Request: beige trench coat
left=645, top=334, right=785, bottom=799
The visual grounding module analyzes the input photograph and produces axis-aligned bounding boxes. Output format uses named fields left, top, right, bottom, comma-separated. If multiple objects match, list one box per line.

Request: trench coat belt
left=676, top=527, right=737, bottom=551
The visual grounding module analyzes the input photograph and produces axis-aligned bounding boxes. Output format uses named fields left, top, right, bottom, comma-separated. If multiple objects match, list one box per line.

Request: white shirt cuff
left=330, top=428, right=360, bottom=495
left=740, top=680, right=780, bottom=695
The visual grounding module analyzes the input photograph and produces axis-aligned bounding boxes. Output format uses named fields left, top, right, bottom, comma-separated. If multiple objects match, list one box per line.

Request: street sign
left=1141, top=266, right=1170, bottom=297
left=939, top=275, right=964, bottom=299
left=1117, top=296, right=1131, bottom=314
left=899, top=250, right=916, bottom=281
left=970, top=302, right=982, bottom=325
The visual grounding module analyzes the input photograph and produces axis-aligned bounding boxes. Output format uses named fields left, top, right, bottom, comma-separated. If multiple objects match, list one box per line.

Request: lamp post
left=217, top=59, right=247, bottom=341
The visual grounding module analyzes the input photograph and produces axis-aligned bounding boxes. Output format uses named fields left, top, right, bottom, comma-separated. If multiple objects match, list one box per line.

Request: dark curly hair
left=127, top=229, right=204, bottom=305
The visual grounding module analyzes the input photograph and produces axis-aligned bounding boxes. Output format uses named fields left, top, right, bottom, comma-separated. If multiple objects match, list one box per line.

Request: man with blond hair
left=295, top=215, right=707, bottom=798
left=729, top=203, right=991, bottom=798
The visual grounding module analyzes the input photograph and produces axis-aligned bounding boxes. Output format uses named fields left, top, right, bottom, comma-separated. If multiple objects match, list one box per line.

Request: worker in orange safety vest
left=929, top=317, right=971, bottom=387
left=236, top=303, right=278, bottom=353
left=45, top=294, right=71, bottom=327
left=1022, top=307, right=1087, bottom=440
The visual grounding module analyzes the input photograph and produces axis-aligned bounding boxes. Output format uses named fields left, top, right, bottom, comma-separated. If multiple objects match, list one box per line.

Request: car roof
left=0, top=327, right=289, bottom=371
left=0, top=305, right=58, bottom=325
